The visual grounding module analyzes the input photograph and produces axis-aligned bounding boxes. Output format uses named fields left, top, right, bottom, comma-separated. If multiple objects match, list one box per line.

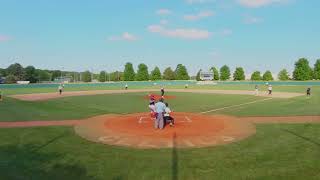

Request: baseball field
left=0, top=82, right=319, bottom=179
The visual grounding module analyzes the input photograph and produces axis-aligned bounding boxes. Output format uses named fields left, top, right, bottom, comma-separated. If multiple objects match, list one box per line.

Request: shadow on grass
left=0, top=132, right=99, bottom=180
left=172, top=132, right=178, bottom=180
left=282, top=129, right=320, bottom=147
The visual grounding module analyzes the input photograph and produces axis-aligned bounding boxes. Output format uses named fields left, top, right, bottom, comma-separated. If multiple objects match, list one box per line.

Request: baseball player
left=148, top=101, right=157, bottom=120
left=307, top=87, right=311, bottom=97
left=58, top=84, right=63, bottom=95
left=268, top=85, right=272, bottom=95
left=254, top=85, right=259, bottom=96
left=164, top=103, right=174, bottom=127
left=160, top=87, right=165, bottom=97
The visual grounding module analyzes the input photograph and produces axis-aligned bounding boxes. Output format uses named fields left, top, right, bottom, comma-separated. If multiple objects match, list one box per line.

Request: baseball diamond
left=1, top=1, right=320, bottom=179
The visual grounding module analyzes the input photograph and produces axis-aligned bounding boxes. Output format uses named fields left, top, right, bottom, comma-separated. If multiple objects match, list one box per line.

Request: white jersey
left=268, top=86, right=272, bottom=91
left=149, top=104, right=156, bottom=112
left=164, top=107, right=171, bottom=117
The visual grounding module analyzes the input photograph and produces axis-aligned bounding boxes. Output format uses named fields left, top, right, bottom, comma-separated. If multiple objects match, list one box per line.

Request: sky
left=0, top=0, right=319, bottom=76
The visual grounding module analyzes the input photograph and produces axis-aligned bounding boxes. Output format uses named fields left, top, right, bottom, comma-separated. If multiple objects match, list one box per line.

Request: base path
left=9, top=89, right=303, bottom=101
left=0, top=120, right=80, bottom=128
left=240, top=116, right=320, bottom=123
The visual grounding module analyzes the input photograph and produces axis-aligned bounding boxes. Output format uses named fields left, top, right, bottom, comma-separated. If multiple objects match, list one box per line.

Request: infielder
left=58, top=84, right=63, bottom=95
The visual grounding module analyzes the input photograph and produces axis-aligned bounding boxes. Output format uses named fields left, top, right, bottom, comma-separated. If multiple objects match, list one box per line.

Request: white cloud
left=244, top=15, right=263, bottom=24
left=184, top=10, right=215, bottom=21
left=156, top=9, right=172, bottom=15
left=147, top=25, right=211, bottom=40
left=237, top=0, right=288, bottom=8
left=186, top=0, right=215, bottom=4
left=108, top=32, right=138, bottom=41
left=160, top=19, right=168, bottom=25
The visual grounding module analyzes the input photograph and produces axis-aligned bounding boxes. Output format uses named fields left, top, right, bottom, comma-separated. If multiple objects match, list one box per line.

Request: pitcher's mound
left=74, top=112, right=255, bottom=149
left=143, top=94, right=176, bottom=100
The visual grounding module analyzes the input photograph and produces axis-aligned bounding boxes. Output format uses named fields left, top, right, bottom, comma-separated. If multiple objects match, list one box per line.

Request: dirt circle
left=74, top=112, right=256, bottom=149
left=143, top=94, right=176, bottom=101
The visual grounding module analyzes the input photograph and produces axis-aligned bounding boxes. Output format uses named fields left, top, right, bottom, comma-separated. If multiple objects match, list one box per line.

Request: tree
left=37, top=70, right=51, bottom=82
left=5, top=74, right=17, bottom=84
left=6, top=63, right=25, bottom=81
left=136, top=63, right=149, bottom=81
left=110, top=71, right=122, bottom=81
left=123, top=62, right=135, bottom=81
left=92, top=73, right=99, bottom=81
left=293, top=58, right=313, bottom=80
left=98, top=71, right=107, bottom=82
left=313, top=59, right=320, bottom=80
left=150, top=67, right=162, bottom=80
left=0, top=68, right=7, bottom=77
left=278, top=69, right=290, bottom=81
left=25, top=66, right=38, bottom=83
left=82, top=71, right=92, bottom=82
left=251, top=71, right=262, bottom=81
left=51, top=70, right=62, bottom=80
left=163, top=67, right=175, bottom=80
left=210, top=67, right=219, bottom=80
left=175, top=64, right=190, bottom=80
left=196, top=69, right=202, bottom=81
left=263, top=70, right=274, bottom=81
left=220, top=65, right=231, bottom=81
left=233, top=67, right=245, bottom=81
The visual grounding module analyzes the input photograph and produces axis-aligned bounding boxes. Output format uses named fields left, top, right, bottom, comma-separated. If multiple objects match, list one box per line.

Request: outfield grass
left=1, top=89, right=319, bottom=121
left=0, top=124, right=319, bottom=179
left=1, top=83, right=317, bottom=95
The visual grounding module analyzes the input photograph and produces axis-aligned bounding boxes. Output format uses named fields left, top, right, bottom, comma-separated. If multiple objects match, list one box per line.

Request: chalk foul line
left=201, top=98, right=273, bottom=114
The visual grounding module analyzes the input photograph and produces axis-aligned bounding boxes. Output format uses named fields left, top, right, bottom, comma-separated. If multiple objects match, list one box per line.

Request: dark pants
left=161, top=90, right=164, bottom=96
left=59, top=90, right=62, bottom=95
left=164, top=116, right=174, bottom=125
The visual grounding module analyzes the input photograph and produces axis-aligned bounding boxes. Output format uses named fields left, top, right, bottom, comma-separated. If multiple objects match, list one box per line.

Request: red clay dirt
left=9, top=89, right=303, bottom=101
left=1, top=114, right=320, bottom=149
left=74, top=112, right=256, bottom=149
left=0, top=120, right=80, bottom=128
left=143, top=94, right=176, bottom=101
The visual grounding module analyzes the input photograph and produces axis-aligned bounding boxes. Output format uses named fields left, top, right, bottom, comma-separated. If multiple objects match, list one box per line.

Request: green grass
left=1, top=84, right=317, bottom=95
left=0, top=84, right=319, bottom=179
left=1, top=89, right=320, bottom=121
left=0, top=124, right=319, bottom=179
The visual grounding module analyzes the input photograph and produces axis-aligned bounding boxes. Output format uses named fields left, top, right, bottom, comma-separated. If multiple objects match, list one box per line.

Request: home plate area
left=74, top=112, right=256, bottom=149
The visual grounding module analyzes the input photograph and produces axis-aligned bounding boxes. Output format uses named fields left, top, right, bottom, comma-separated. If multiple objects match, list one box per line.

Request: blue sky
left=0, top=0, right=319, bottom=76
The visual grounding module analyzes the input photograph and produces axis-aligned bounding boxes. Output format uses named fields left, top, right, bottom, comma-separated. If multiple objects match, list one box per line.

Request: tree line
left=197, top=58, right=320, bottom=81
left=0, top=58, right=319, bottom=84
